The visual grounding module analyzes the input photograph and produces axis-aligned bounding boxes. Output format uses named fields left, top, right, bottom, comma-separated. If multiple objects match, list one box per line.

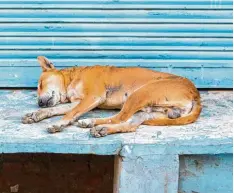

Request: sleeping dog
left=22, top=56, right=202, bottom=137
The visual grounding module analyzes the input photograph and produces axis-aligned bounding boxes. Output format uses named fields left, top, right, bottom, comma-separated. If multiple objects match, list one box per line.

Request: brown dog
left=22, top=56, right=202, bottom=137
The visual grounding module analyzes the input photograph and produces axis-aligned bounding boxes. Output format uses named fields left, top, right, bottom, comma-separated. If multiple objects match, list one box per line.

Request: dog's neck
left=59, top=66, right=86, bottom=89
left=57, top=67, right=84, bottom=103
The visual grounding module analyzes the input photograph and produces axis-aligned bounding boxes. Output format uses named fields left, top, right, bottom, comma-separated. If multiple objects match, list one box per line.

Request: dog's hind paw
left=90, top=126, right=108, bottom=138
left=74, top=119, right=95, bottom=128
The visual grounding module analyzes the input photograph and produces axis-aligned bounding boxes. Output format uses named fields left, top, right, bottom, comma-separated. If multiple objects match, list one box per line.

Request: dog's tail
left=145, top=96, right=202, bottom=126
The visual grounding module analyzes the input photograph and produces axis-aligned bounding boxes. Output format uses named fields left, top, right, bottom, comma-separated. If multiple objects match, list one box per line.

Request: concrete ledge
left=0, top=90, right=232, bottom=155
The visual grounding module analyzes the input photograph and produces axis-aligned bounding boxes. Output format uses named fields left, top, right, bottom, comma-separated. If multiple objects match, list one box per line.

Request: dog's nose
left=38, top=99, right=45, bottom=107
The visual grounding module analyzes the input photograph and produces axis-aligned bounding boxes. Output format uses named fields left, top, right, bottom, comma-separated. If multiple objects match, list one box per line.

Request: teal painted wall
left=179, top=154, right=233, bottom=193
left=0, top=0, right=232, bottom=88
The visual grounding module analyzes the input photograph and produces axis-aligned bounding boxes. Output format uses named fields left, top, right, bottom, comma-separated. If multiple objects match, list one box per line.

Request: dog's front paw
left=47, top=120, right=69, bottom=133
left=90, top=126, right=108, bottom=138
left=75, top=119, right=95, bottom=128
left=22, top=111, right=45, bottom=124
left=22, top=113, right=35, bottom=124
left=47, top=124, right=64, bottom=133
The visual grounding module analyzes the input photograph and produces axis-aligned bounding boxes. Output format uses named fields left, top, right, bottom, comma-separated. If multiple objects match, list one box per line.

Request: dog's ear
left=37, top=56, right=55, bottom=72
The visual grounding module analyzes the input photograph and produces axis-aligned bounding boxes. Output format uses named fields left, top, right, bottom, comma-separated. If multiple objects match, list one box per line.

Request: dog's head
left=37, top=56, right=66, bottom=107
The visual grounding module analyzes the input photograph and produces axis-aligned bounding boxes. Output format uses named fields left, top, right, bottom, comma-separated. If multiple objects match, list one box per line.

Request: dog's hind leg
left=22, top=102, right=79, bottom=124
left=90, top=111, right=166, bottom=137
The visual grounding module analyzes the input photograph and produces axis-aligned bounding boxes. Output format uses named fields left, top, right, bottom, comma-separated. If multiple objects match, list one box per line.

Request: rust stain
left=179, top=157, right=196, bottom=177
left=180, top=169, right=196, bottom=177
left=194, top=159, right=204, bottom=172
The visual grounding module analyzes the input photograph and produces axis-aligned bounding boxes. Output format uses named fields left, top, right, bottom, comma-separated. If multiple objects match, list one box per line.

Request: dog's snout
left=38, top=93, right=57, bottom=107
left=38, top=97, right=50, bottom=107
left=38, top=98, right=45, bottom=107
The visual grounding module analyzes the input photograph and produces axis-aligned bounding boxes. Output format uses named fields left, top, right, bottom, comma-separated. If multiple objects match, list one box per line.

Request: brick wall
left=0, top=154, right=114, bottom=193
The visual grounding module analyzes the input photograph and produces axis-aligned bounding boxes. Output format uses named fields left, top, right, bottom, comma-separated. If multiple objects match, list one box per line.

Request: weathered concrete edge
left=0, top=137, right=232, bottom=156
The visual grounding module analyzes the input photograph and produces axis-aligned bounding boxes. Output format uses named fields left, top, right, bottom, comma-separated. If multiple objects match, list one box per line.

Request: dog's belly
left=98, top=97, right=124, bottom=109
left=98, top=90, right=127, bottom=109
left=97, top=103, right=122, bottom=110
